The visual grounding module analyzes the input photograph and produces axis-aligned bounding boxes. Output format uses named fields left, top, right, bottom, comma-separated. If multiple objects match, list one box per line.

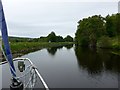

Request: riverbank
left=10, top=42, right=74, bottom=58
left=10, top=39, right=120, bottom=57
left=97, top=36, right=120, bottom=50
left=75, top=37, right=120, bottom=55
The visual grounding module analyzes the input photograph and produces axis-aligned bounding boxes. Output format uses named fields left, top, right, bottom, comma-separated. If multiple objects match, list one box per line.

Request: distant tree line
left=9, top=37, right=31, bottom=42
left=75, top=13, right=120, bottom=48
left=9, top=32, right=73, bottom=42
left=39, top=31, right=73, bottom=42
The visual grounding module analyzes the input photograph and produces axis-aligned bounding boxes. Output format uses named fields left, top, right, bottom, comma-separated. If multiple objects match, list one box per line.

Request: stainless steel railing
left=13, top=58, right=49, bottom=90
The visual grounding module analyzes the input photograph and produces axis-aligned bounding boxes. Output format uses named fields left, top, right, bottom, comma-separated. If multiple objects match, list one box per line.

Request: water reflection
left=47, top=46, right=63, bottom=56
left=74, top=46, right=120, bottom=75
left=64, top=44, right=73, bottom=50
left=47, top=44, right=74, bottom=56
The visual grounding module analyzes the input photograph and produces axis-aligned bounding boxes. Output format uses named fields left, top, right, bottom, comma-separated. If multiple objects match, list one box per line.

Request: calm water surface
left=2, top=45, right=120, bottom=88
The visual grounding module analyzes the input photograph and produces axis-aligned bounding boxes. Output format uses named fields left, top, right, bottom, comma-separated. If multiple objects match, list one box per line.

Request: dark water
left=1, top=45, right=120, bottom=88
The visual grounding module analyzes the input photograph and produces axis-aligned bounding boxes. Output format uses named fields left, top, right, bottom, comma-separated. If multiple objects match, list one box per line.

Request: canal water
left=1, top=45, right=120, bottom=89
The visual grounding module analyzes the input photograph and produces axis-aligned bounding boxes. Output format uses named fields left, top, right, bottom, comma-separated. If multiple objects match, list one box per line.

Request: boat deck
left=1, top=59, right=45, bottom=89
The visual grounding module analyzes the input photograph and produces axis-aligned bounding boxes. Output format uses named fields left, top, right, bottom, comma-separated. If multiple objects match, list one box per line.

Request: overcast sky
left=1, top=0, right=119, bottom=38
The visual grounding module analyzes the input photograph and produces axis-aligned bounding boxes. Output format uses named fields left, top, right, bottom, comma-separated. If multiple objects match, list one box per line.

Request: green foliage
left=79, top=36, right=89, bottom=47
left=46, top=32, right=73, bottom=42
left=9, top=37, right=32, bottom=42
left=47, top=31, right=57, bottom=42
left=105, top=14, right=117, bottom=37
left=75, top=15, right=106, bottom=47
left=116, top=13, right=120, bottom=35
left=75, top=13, right=120, bottom=49
left=97, top=36, right=111, bottom=48
left=9, top=31, right=73, bottom=43
left=106, top=14, right=120, bottom=37
left=56, top=36, right=64, bottom=42
left=64, top=35, right=73, bottom=42
left=111, top=36, right=120, bottom=49
left=39, top=37, right=48, bottom=42
left=47, top=32, right=73, bottom=42
left=10, top=42, right=74, bottom=55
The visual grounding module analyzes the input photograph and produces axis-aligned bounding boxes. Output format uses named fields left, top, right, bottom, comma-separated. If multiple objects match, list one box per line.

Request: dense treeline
left=9, top=32, right=73, bottom=42
left=75, top=13, right=120, bottom=49
left=39, top=32, right=73, bottom=42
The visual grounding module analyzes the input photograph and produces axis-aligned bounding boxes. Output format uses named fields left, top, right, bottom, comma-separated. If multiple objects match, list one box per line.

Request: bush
left=111, top=37, right=120, bottom=49
left=97, top=36, right=112, bottom=48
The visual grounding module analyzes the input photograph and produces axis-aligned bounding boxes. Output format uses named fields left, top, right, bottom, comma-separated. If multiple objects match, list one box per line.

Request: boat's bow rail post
left=13, top=58, right=49, bottom=90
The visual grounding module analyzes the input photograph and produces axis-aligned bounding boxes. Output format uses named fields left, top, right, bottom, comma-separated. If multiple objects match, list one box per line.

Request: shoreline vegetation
left=75, top=13, right=120, bottom=51
left=1, top=31, right=74, bottom=60
left=10, top=42, right=74, bottom=58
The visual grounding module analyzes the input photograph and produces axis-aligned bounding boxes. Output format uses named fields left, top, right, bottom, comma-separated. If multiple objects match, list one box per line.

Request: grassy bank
left=97, top=36, right=120, bottom=56
left=111, top=51, right=120, bottom=56
left=110, top=37, right=120, bottom=49
left=10, top=42, right=74, bottom=57
left=97, top=36, right=120, bottom=49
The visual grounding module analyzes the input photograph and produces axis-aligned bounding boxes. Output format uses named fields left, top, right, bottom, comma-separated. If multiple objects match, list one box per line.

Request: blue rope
left=0, top=1, right=16, bottom=77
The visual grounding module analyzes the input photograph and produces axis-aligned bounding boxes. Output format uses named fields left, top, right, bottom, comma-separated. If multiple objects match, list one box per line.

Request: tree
left=47, top=31, right=56, bottom=42
left=56, top=36, right=64, bottom=42
left=64, top=35, right=73, bottom=42
left=105, top=14, right=117, bottom=37
left=75, top=15, right=106, bottom=47
left=39, top=36, right=48, bottom=42
left=116, top=13, right=120, bottom=35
